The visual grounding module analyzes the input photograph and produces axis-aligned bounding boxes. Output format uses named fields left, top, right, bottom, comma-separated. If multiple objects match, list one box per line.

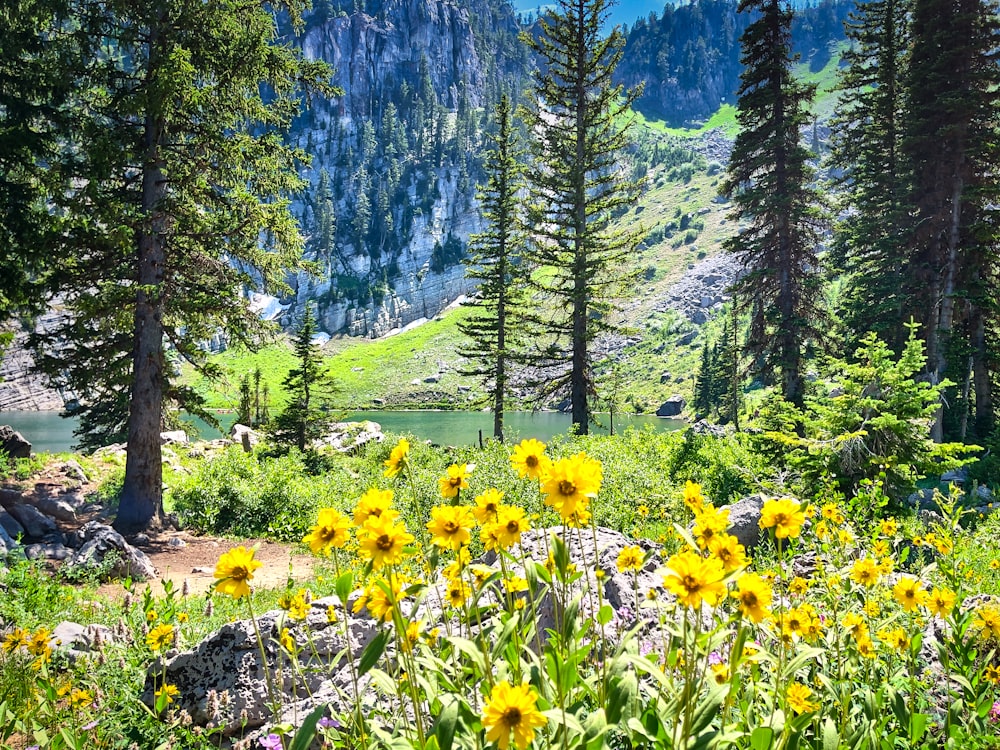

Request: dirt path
left=96, top=529, right=319, bottom=599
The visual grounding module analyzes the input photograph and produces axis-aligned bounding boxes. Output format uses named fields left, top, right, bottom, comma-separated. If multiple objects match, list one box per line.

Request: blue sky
left=511, top=0, right=668, bottom=31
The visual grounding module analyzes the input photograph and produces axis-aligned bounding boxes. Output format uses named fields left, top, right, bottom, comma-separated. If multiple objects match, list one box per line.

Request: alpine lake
left=0, top=409, right=685, bottom=455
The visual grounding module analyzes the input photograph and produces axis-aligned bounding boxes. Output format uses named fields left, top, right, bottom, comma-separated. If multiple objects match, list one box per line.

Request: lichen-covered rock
left=721, top=494, right=766, bottom=551
left=66, top=521, right=156, bottom=581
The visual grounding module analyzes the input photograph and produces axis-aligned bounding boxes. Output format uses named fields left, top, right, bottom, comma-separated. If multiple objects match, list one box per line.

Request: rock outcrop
left=0, top=425, right=31, bottom=458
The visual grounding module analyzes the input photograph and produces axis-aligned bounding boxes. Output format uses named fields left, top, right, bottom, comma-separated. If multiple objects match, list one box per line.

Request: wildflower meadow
left=2, top=429, right=1000, bottom=750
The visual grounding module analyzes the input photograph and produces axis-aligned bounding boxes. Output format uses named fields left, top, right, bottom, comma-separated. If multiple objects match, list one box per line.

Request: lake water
left=0, top=409, right=685, bottom=454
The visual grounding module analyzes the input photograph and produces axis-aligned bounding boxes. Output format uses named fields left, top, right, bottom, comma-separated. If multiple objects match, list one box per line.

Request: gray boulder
left=0, top=509, right=25, bottom=540
left=160, top=430, right=189, bottom=445
left=656, top=395, right=686, bottom=417
left=0, top=518, right=19, bottom=557
left=0, top=425, right=31, bottom=459
left=26, top=492, right=77, bottom=524
left=25, top=542, right=73, bottom=561
left=66, top=521, right=156, bottom=581
left=7, top=503, right=59, bottom=541
left=51, top=621, right=115, bottom=660
left=62, top=459, right=88, bottom=483
left=322, top=421, right=385, bottom=453
left=230, top=424, right=259, bottom=452
left=690, top=419, right=727, bottom=438
left=721, top=494, right=767, bottom=551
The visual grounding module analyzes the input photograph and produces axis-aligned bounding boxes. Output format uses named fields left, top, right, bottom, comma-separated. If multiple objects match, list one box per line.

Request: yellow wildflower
left=146, top=623, right=175, bottom=652
left=662, top=550, right=727, bottom=609
left=426, top=504, right=476, bottom=550
left=732, top=572, right=772, bottom=623
left=616, top=545, right=645, bottom=573
left=510, top=439, right=549, bottom=481
left=482, top=681, right=547, bottom=750
left=892, top=576, right=927, bottom=612
left=213, top=546, right=262, bottom=599
left=439, top=463, right=473, bottom=499
left=353, top=487, right=397, bottom=527
left=540, top=452, right=602, bottom=520
left=302, top=507, right=352, bottom=555
left=383, top=438, right=410, bottom=477
left=357, top=514, right=414, bottom=570
left=472, top=488, right=505, bottom=524
left=786, top=683, right=818, bottom=714
left=759, top=497, right=805, bottom=539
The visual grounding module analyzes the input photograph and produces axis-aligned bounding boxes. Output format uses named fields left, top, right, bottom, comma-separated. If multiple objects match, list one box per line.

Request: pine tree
left=271, top=304, right=338, bottom=453
left=522, top=0, right=642, bottom=434
left=901, top=0, right=1000, bottom=441
left=828, top=0, right=911, bottom=350
left=721, top=0, right=826, bottom=408
left=457, top=94, right=527, bottom=442
left=693, top=340, right=715, bottom=418
left=0, top=0, right=76, bottom=326
left=31, top=0, right=333, bottom=532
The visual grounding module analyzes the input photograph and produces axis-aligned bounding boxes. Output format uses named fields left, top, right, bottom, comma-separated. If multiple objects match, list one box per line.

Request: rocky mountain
left=281, top=0, right=527, bottom=337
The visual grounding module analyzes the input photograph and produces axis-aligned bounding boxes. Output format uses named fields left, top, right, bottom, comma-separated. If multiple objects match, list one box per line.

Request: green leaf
left=606, top=672, right=637, bottom=725
left=909, top=713, right=928, bottom=743
left=597, top=604, right=614, bottom=626
left=289, top=704, right=327, bottom=750
left=822, top=717, right=839, bottom=750
left=434, top=700, right=459, bottom=750
left=750, top=726, right=775, bottom=750
left=335, top=571, right=354, bottom=604
left=358, top=629, right=390, bottom=676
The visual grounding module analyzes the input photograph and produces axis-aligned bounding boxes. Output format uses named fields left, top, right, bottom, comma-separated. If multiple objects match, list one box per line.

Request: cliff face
left=284, top=0, right=524, bottom=337
left=0, top=312, right=72, bottom=412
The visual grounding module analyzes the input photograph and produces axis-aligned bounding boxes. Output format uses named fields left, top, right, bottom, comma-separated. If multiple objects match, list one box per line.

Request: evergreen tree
left=237, top=374, right=253, bottom=428
left=0, top=0, right=77, bottom=326
left=522, top=0, right=642, bottom=434
left=693, top=339, right=715, bottom=418
left=31, top=0, right=333, bottom=532
left=271, top=304, right=338, bottom=453
left=457, top=94, right=527, bottom=442
left=721, top=0, right=826, bottom=408
left=901, top=0, right=1000, bottom=441
left=828, top=0, right=911, bottom=350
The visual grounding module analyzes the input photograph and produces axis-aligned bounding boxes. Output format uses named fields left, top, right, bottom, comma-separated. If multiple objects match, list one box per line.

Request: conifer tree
left=30, top=0, right=333, bottom=532
left=828, top=0, right=911, bottom=350
left=271, top=304, right=338, bottom=453
left=0, top=0, right=76, bottom=327
left=522, top=0, right=642, bottom=434
left=721, top=0, right=826, bottom=408
left=457, top=94, right=527, bottom=442
left=901, top=0, right=1000, bottom=440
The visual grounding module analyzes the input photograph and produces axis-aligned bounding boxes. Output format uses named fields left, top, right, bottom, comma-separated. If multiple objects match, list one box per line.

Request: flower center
left=443, top=521, right=459, bottom=534
left=682, top=575, right=700, bottom=593
left=558, top=480, right=576, bottom=496
left=232, top=565, right=249, bottom=581
left=376, top=534, right=393, bottom=551
left=501, top=707, right=522, bottom=728
left=507, top=521, right=519, bottom=533
left=526, top=455, right=538, bottom=468
left=773, top=513, right=788, bottom=526
left=741, top=592, right=758, bottom=607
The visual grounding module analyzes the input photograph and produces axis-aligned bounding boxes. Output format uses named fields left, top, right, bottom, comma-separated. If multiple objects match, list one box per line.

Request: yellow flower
left=402, top=620, right=423, bottom=653
left=287, top=591, right=310, bottom=621
left=983, top=665, right=1000, bottom=684
left=177, top=613, right=189, bottom=623
left=426, top=504, right=476, bottom=550
left=878, top=627, right=909, bottom=653
left=444, top=577, right=469, bottom=608
left=155, top=683, right=180, bottom=705
left=708, top=533, right=747, bottom=572
left=353, top=487, right=397, bottom=527
left=974, top=605, right=1000, bottom=639
left=850, top=558, right=882, bottom=588
left=470, top=564, right=494, bottom=589
left=892, top=576, right=927, bottom=612
left=683, top=480, right=705, bottom=513
left=927, top=587, right=956, bottom=619
left=710, top=663, right=730, bottom=684
left=934, top=537, right=952, bottom=555
left=28, top=628, right=53, bottom=659
left=510, top=439, right=549, bottom=480
left=540, top=452, right=602, bottom=520
left=820, top=503, right=843, bottom=523
left=326, top=605, right=338, bottom=624
left=788, top=576, right=809, bottom=595
left=278, top=628, right=296, bottom=653
left=693, top=505, right=731, bottom=549
left=637, top=503, right=650, bottom=517
left=616, top=545, right=645, bottom=573
left=879, top=518, right=898, bottom=536
left=494, top=505, right=530, bottom=549
left=662, top=550, right=727, bottom=609
left=990, top=559, right=1000, bottom=571
left=856, top=634, right=878, bottom=659
left=146, top=623, right=175, bottom=652
left=473, top=488, right=505, bottom=524
left=383, top=438, right=410, bottom=477
left=364, top=577, right=404, bottom=622
left=303, top=507, right=352, bottom=555
left=357, top=515, right=414, bottom=570
left=439, top=463, right=473, bottom=499
left=872, top=539, right=890, bottom=557
left=841, top=612, right=869, bottom=640
left=70, top=688, right=92, bottom=709
left=213, top=546, right=262, bottom=599
left=480, top=522, right=504, bottom=552
left=732, top=572, right=772, bottom=623
left=2, top=627, right=29, bottom=653
left=864, top=599, right=881, bottom=618
left=785, top=603, right=818, bottom=637
left=786, top=683, right=818, bottom=714
left=482, top=681, right=548, bottom=750
left=838, top=528, right=856, bottom=545
left=759, top=497, right=805, bottom=539
left=828, top=574, right=843, bottom=588
left=442, top=547, right=472, bottom=578
left=504, top=575, right=529, bottom=594
left=146, top=609, right=158, bottom=623
left=814, top=519, right=832, bottom=541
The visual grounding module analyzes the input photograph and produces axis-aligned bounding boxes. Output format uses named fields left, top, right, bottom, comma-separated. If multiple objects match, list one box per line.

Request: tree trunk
left=930, top=172, right=964, bottom=443
left=115, top=19, right=167, bottom=534
left=971, top=305, right=994, bottom=439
